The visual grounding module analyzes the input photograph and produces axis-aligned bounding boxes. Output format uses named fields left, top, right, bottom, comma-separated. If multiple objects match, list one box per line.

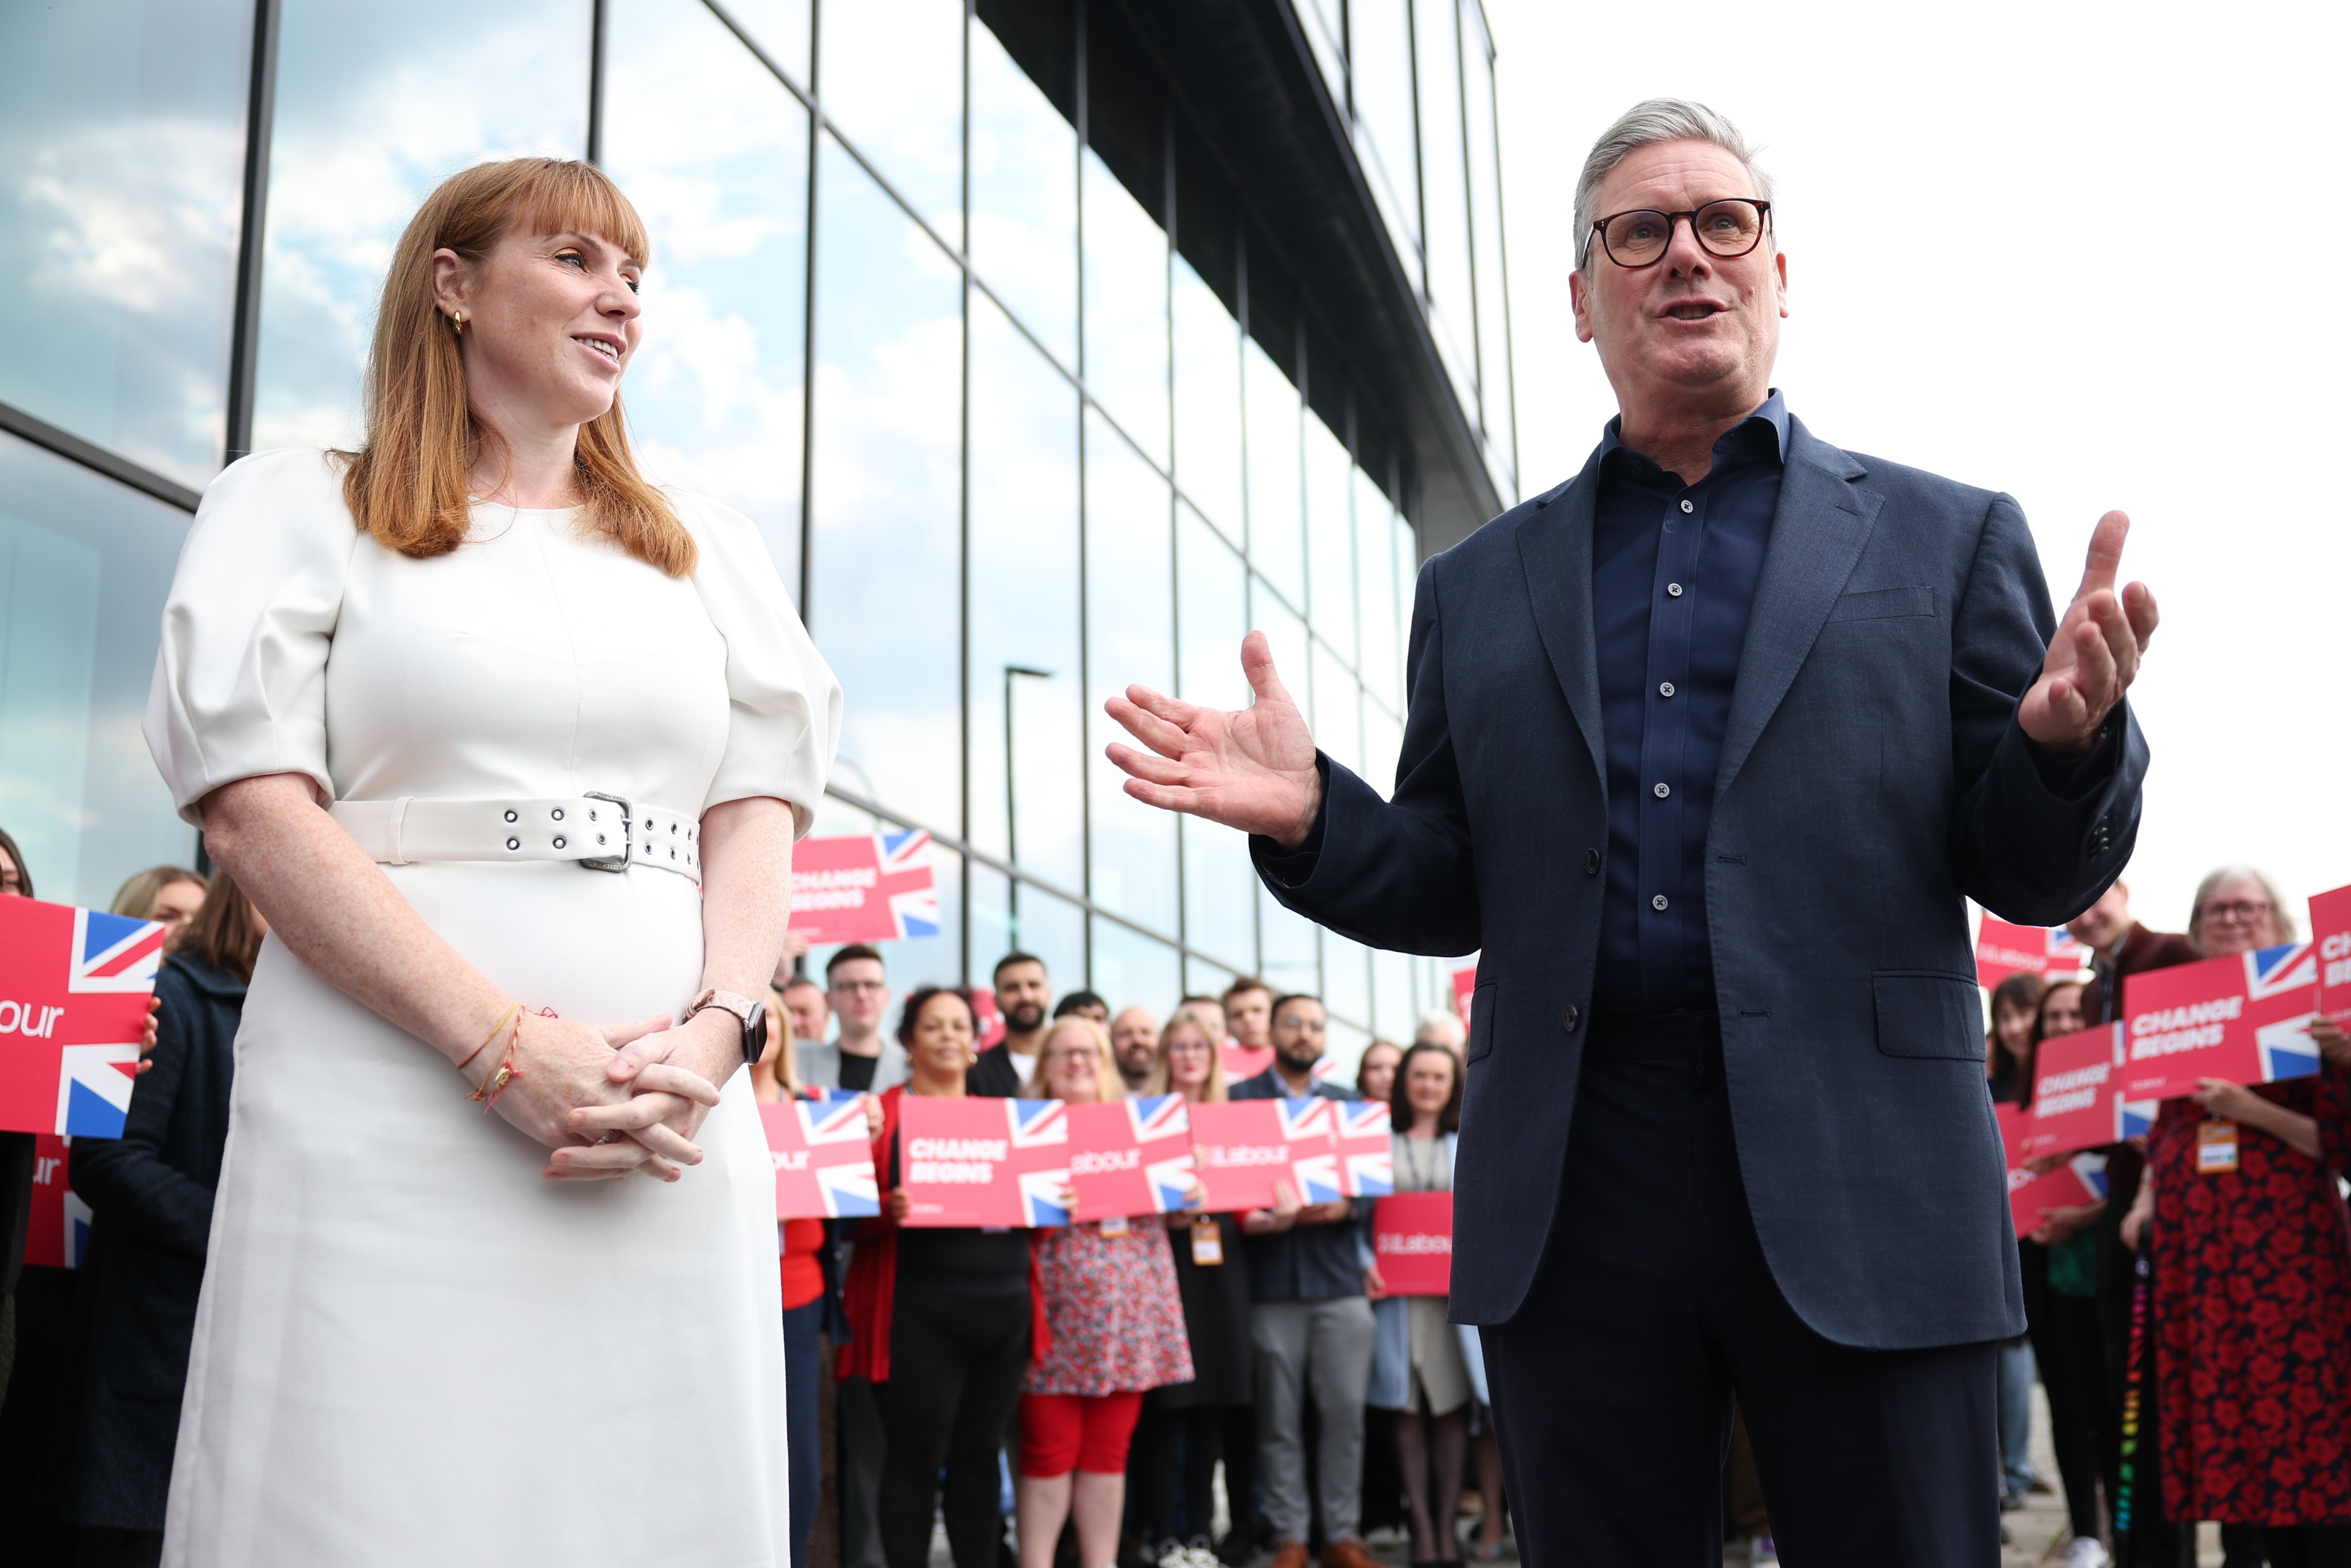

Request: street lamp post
left=1002, top=664, right=1053, bottom=945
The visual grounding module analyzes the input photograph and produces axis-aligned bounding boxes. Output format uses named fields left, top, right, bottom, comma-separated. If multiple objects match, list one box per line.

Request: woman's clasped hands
left=462, top=1006, right=734, bottom=1183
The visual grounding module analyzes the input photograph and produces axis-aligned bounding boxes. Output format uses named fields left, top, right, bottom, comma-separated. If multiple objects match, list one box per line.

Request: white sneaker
left=2063, top=1539, right=2111, bottom=1568
left=1749, top=1536, right=1779, bottom=1566
left=1183, top=1539, right=1221, bottom=1568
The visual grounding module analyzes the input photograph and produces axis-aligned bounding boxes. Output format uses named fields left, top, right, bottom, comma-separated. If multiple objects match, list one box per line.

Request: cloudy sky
left=1485, top=0, right=2351, bottom=940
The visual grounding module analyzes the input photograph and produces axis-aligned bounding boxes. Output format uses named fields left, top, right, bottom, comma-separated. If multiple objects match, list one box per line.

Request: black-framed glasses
left=1586, top=199, right=1771, bottom=269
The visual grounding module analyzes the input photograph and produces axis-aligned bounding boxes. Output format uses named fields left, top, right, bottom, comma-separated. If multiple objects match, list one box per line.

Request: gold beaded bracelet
left=466, top=1009, right=525, bottom=1108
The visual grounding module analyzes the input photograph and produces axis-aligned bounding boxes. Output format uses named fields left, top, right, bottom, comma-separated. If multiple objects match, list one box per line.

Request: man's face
left=1569, top=139, right=1787, bottom=417
left=827, top=958, right=890, bottom=1031
left=1111, top=1007, right=1159, bottom=1081
left=996, top=962, right=1052, bottom=1035
left=1271, top=998, right=1327, bottom=1073
left=1226, top=988, right=1272, bottom=1048
left=781, top=982, right=829, bottom=1043
left=2067, top=882, right=2134, bottom=950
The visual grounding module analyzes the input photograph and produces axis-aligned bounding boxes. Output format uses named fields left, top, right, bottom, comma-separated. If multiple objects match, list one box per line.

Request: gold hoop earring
left=451, top=310, right=466, bottom=336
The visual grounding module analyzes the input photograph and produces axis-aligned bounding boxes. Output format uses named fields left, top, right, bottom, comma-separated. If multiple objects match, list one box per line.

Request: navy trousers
left=1479, top=1012, right=2001, bottom=1566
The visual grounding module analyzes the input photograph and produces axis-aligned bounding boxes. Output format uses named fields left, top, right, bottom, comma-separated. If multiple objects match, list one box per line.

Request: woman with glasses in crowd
left=841, top=986, right=1042, bottom=1568
left=2119, top=869, right=2351, bottom=1561
left=1130, top=1007, right=1260, bottom=1568
left=1015, top=1016, right=1192, bottom=1568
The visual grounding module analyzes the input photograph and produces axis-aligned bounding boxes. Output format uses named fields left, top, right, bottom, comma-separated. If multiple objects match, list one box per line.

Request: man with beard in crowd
left=970, top=952, right=1052, bottom=1097
left=1110, top=1006, right=1160, bottom=1092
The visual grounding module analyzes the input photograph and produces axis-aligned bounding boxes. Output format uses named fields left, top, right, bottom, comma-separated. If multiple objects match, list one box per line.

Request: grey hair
left=2187, top=864, right=2298, bottom=950
left=1575, top=99, right=1773, bottom=271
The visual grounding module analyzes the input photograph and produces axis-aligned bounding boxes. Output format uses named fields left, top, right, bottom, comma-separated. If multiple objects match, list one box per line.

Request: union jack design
left=2246, top=942, right=2318, bottom=999
left=1144, top=1154, right=1197, bottom=1214
left=1278, top=1097, right=1342, bottom=1203
left=2247, top=943, right=2322, bottom=1083
left=878, top=830, right=940, bottom=939
left=762, top=1100, right=881, bottom=1219
left=1018, top=1168, right=1073, bottom=1228
left=57, top=1045, right=140, bottom=1140
left=1007, top=1097, right=1068, bottom=1149
left=1126, top=1094, right=1190, bottom=1144
left=800, top=1097, right=872, bottom=1144
left=0, top=897, right=161, bottom=1139
left=70, top=909, right=169, bottom=993
left=815, top=1164, right=881, bottom=1218
left=2067, top=1150, right=2111, bottom=1201
left=2117, top=1099, right=2158, bottom=1141
left=1335, top=1101, right=1393, bottom=1197
left=1276, top=1097, right=1332, bottom=1142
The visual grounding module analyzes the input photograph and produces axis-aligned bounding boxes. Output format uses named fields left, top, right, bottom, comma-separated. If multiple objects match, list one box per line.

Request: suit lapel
left=1513, top=451, right=1608, bottom=786
left=1716, top=420, right=1884, bottom=797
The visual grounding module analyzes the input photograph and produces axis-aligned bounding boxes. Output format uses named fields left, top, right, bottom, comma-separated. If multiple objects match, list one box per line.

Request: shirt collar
left=1599, top=388, right=1791, bottom=477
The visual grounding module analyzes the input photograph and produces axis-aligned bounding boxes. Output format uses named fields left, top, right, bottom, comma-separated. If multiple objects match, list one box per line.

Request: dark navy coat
left=1256, top=418, right=2143, bottom=1349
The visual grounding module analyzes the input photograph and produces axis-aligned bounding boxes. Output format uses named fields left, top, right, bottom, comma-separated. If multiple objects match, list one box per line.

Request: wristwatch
left=685, top=988, right=768, bottom=1066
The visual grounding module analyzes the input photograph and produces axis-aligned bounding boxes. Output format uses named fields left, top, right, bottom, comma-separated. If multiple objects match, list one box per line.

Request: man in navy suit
left=1105, top=100, right=2159, bottom=1563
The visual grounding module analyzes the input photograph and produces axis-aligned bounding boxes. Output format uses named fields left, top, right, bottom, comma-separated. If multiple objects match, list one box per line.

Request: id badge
left=1098, top=1214, right=1130, bottom=1238
left=2197, top=1119, right=2239, bottom=1175
left=1190, top=1217, right=1224, bottom=1266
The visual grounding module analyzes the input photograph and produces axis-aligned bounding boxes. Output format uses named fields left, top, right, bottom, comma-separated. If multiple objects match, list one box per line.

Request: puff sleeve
left=675, top=491, right=842, bottom=838
left=143, top=449, right=361, bottom=825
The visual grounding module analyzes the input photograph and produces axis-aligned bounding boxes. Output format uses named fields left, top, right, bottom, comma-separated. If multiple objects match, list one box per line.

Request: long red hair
left=335, top=157, right=694, bottom=576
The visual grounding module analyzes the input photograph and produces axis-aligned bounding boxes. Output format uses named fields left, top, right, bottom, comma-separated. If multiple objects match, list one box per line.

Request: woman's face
left=1163, top=1024, right=1214, bottom=1094
left=0, top=843, right=21, bottom=897
left=149, top=878, right=207, bottom=939
left=1358, top=1044, right=1402, bottom=1103
left=2195, top=875, right=2282, bottom=958
left=1404, top=1051, right=1457, bottom=1122
left=908, top=993, right=976, bottom=1078
left=1993, top=1000, right=2037, bottom=1057
left=2039, top=984, right=2085, bottom=1040
left=1042, top=1024, right=1104, bottom=1106
left=435, top=227, right=642, bottom=438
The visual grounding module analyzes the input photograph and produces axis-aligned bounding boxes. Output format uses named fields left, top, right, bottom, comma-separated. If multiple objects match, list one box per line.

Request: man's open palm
left=1105, top=630, right=1324, bottom=849
left=2017, top=510, right=2160, bottom=754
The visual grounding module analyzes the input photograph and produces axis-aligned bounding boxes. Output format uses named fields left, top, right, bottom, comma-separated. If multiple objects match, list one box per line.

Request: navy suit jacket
left=1256, top=418, right=2145, bottom=1350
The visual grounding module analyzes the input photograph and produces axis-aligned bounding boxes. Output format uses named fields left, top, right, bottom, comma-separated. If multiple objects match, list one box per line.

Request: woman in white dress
left=142, top=157, right=840, bottom=1566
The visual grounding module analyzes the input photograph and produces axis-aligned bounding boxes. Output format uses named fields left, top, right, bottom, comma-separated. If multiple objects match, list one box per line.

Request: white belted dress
left=142, top=448, right=841, bottom=1567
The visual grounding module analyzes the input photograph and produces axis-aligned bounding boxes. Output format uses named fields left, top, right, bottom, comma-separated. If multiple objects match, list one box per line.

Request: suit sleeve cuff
left=2021, top=703, right=2128, bottom=802
left=1250, top=753, right=1333, bottom=887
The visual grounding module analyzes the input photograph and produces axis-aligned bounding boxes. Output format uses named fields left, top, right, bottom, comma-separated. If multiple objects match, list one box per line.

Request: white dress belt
left=328, top=794, right=700, bottom=880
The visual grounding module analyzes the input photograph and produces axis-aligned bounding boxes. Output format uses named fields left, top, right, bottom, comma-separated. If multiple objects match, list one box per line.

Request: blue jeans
left=1995, top=1338, right=2037, bottom=1493
left=783, top=1296, right=824, bottom=1568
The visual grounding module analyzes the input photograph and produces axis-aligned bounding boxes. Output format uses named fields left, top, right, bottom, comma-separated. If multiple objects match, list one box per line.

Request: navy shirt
left=1590, top=392, right=1790, bottom=1016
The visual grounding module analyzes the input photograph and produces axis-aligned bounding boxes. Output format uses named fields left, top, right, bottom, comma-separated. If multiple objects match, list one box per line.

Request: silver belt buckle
left=578, top=792, right=632, bottom=872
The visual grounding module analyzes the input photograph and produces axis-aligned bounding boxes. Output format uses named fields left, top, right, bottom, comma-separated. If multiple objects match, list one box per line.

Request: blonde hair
left=1024, top=1015, right=1123, bottom=1103
left=335, top=157, right=694, bottom=576
left=110, top=865, right=206, bottom=922
left=1145, top=1007, right=1230, bottom=1102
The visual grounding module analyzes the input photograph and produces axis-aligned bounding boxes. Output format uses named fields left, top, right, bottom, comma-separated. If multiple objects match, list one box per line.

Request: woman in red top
left=2120, top=867, right=2351, bottom=1554
left=1015, top=1017, right=1194, bottom=1568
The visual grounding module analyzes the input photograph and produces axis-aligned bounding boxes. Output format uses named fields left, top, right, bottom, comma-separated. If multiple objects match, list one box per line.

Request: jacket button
left=1561, top=1005, right=1579, bottom=1032
left=1583, top=849, right=1601, bottom=877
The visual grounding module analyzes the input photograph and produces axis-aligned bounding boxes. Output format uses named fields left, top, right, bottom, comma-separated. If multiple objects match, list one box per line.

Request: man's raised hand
left=1105, top=630, right=1323, bottom=850
left=2017, top=510, right=2159, bottom=756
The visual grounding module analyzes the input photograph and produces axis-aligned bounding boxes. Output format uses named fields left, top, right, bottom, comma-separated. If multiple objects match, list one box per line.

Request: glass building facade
left=1, top=0, right=1511, bottom=1071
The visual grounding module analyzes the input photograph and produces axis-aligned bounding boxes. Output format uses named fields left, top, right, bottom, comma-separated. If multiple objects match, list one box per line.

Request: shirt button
left=1652, top=894, right=1670, bottom=912
left=1666, top=582, right=1684, bottom=597
left=1560, top=1005, right=1580, bottom=1033
left=1653, top=781, right=1670, bottom=798
left=1659, top=682, right=1675, bottom=698
left=1679, top=499, right=1694, bottom=514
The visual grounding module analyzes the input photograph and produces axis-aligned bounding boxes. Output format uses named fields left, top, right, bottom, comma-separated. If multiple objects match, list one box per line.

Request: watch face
left=746, top=1001, right=769, bottom=1063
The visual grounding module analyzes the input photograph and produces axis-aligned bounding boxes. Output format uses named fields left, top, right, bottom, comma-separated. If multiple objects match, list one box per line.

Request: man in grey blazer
left=1105, top=100, right=2159, bottom=1563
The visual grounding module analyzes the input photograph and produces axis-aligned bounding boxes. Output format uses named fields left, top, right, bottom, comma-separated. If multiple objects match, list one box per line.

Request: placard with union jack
left=1067, top=1095, right=1195, bottom=1222
left=1188, top=1097, right=1341, bottom=1212
left=2309, top=882, right=2351, bottom=1024
left=898, top=1097, right=1070, bottom=1228
left=24, top=1132, right=90, bottom=1268
left=1976, top=916, right=2086, bottom=992
left=2025, top=1024, right=2125, bottom=1161
left=760, top=1099, right=880, bottom=1219
left=787, top=830, right=940, bottom=944
left=1335, top=1101, right=1393, bottom=1197
left=0, top=897, right=163, bottom=1139
left=2120, top=942, right=2321, bottom=1104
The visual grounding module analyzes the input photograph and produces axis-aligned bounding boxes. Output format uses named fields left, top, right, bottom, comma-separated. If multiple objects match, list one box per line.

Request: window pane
left=1363, top=702, right=1401, bottom=802
left=1186, top=955, right=1236, bottom=1006
left=1349, top=0, right=1420, bottom=276
left=1243, top=338, right=1304, bottom=610
left=1, top=0, right=249, bottom=487
left=603, top=0, right=808, bottom=596
left=1414, top=0, right=1477, bottom=415
left=1323, top=928, right=1373, bottom=1032
left=0, top=433, right=197, bottom=905
left=1373, top=947, right=1413, bottom=1040
left=1326, top=1017, right=1371, bottom=1083
left=1171, top=257, right=1242, bottom=549
left=1085, top=413, right=1176, bottom=934
left=1250, top=578, right=1308, bottom=707
left=1177, top=504, right=1254, bottom=973
left=722, top=0, right=811, bottom=87
left=1461, top=5, right=1515, bottom=500
left=1312, top=645, right=1361, bottom=780
left=253, top=0, right=590, bottom=452
left=1258, top=884, right=1319, bottom=1001
left=973, top=869, right=1087, bottom=998
left=1393, top=513, right=1419, bottom=703
left=818, top=0, right=961, bottom=242
left=1299, top=0, right=1347, bottom=116
left=1304, top=412, right=1355, bottom=667
left=1355, top=468, right=1400, bottom=713
left=809, top=135, right=962, bottom=832
left=969, top=295, right=1082, bottom=885
left=1082, top=150, right=1169, bottom=469
left=971, top=17, right=1075, bottom=367
left=1093, top=917, right=1181, bottom=1017
left=808, top=793, right=966, bottom=992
